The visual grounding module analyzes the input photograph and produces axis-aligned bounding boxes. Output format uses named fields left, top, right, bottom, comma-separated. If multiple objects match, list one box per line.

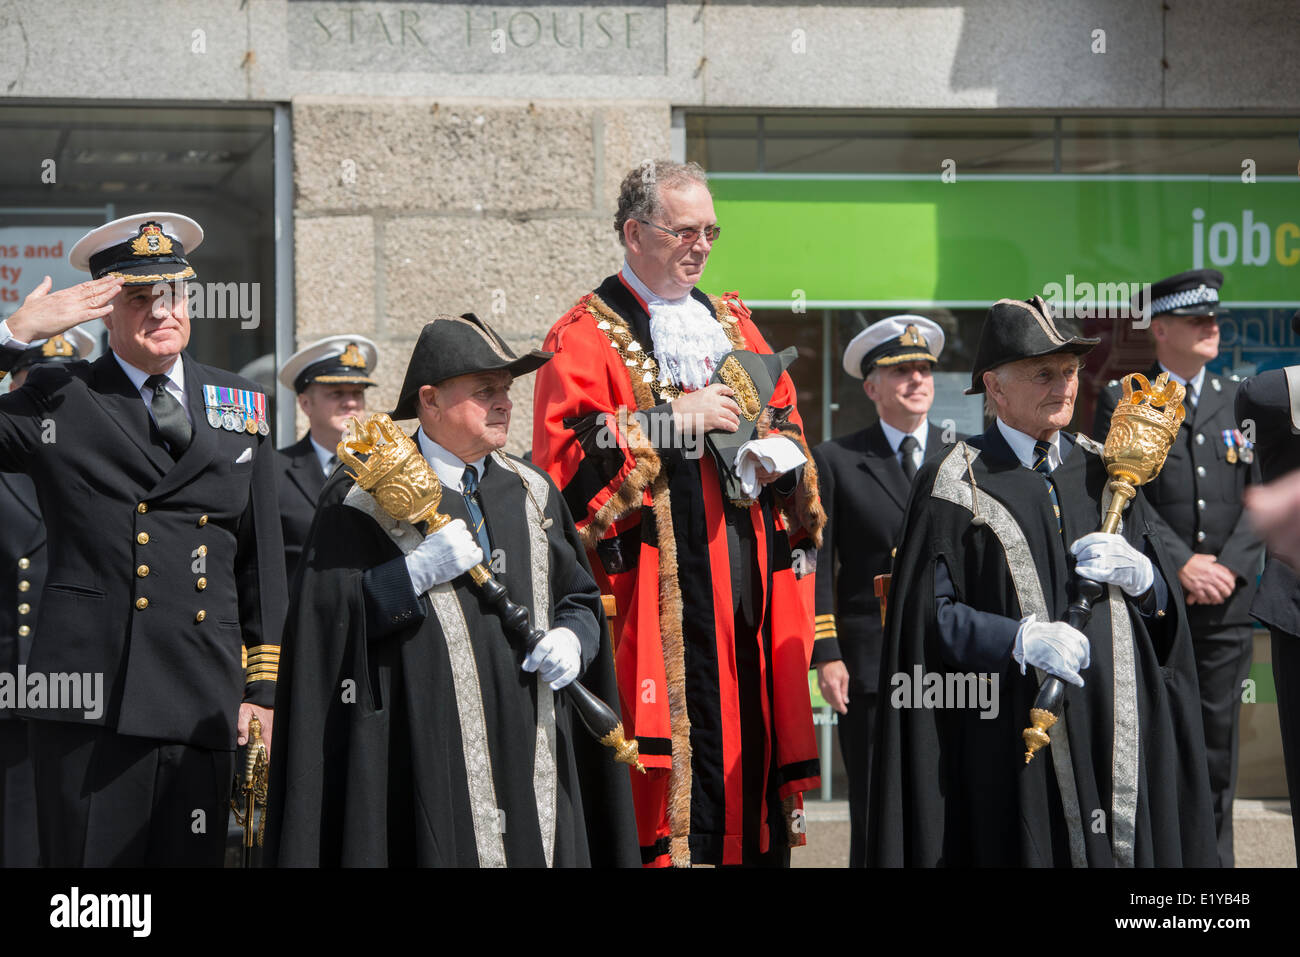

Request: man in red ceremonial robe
left=532, top=160, right=825, bottom=867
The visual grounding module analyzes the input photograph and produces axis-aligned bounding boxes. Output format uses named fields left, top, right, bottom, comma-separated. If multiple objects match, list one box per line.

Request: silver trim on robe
left=496, top=451, right=559, bottom=869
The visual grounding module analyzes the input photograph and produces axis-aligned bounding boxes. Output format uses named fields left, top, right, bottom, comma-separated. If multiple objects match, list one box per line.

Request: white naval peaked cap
left=68, top=211, right=204, bottom=284
left=841, top=315, right=945, bottom=379
left=278, top=334, right=380, bottom=393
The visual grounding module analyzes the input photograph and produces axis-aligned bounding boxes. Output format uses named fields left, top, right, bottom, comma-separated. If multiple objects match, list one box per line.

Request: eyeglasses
left=637, top=219, right=721, bottom=245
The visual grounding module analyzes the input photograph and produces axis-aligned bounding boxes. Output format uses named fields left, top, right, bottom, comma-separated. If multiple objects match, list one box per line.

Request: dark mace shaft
left=469, top=566, right=645, bottom=772
left=1022, top=577, right=1105, bottom=762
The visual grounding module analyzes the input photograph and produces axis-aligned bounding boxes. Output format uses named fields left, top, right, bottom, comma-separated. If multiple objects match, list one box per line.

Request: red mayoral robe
left=532, top=271, right=825, bottom=867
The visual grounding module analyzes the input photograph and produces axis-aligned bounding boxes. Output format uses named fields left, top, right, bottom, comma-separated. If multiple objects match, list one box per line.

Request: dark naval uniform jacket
left=0, top=349, right=286, bottom=750
left=1236, top=368, right=1300, bottom=640
left=276, top=435, right=328, bottom=586
left=811, top=421, right=948, bottom=693
left=0, top=474, right=45, bottom=703
left=1095, top=364, right=1262, bottom=627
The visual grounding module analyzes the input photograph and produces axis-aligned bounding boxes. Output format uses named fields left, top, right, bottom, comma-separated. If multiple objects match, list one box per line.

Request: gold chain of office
left=584, top=294, right=746, bottom=402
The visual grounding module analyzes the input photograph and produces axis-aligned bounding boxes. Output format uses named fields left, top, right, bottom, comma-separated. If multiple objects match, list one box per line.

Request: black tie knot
left=898, top=435, right=920, bottom=480
left=145, top=373, right=169, bottom=393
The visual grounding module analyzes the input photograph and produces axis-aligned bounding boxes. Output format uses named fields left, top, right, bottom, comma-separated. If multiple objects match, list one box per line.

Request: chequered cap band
left=1150, top=284, right=1219, bottom=316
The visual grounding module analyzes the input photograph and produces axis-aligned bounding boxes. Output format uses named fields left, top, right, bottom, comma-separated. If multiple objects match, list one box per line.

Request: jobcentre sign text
left=704, top=174, right=1300, bottom=309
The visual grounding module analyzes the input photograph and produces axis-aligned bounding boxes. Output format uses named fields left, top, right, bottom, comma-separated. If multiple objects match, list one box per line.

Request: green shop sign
left=703, top=174, right=1300, bottom=309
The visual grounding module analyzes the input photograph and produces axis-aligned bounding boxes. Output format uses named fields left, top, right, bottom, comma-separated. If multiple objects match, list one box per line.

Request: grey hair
left=615, top=160, right=710, bottom=247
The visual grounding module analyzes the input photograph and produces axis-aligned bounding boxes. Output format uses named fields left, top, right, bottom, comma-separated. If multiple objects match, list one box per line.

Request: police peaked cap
left=965, top=295, right=1100, bottom=395
left=390, top=313, right=553, bottom=419
left=1144, top=268, right=1227, bottom=319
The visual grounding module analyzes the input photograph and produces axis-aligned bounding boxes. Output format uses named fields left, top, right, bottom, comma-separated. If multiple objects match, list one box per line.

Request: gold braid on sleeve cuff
left=814, top=613, right=838, bottom=641
left=245, top=646, right=280, bottom=684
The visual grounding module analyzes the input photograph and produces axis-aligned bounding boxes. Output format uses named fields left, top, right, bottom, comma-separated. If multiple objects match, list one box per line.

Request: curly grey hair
left=614, top=160, right=710, bottom=247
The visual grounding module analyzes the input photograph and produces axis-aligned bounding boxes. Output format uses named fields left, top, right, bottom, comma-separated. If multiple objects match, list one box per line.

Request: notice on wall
left=0, top=226, right=93, bottom=320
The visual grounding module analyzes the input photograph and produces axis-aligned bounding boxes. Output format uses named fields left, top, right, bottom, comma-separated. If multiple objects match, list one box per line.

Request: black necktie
left=144, top=373, right=192, bottom=456
left=899, top=435, right=920, bottom=481
left=461, top=466, right=492, bottom=558
left=1032, top=439, right=1063, bottom=536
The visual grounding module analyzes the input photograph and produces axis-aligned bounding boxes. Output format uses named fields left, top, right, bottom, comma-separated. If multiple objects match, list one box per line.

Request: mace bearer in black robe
left=339, top=411, right=644, bottom=771
left=868, top=296, right=1217, bottom=866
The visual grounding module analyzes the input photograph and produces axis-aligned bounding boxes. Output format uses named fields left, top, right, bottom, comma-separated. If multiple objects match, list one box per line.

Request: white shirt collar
left=996, top=418, right=1063, bottom=471
left=878, top=418, right=928, bottom=456
left=115, top=351, right=185, bottom=398
left=1157, top=362, right=1206, bottom=401
left=621, top=259, right=692, bottom=307
left=417, top=428, right=486, bottom=493
left=308, top=435, right=337, bottom=476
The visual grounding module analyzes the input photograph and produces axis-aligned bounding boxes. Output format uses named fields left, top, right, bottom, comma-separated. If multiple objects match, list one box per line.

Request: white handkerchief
left=735, top=436, right=806, bottom=498
left=235, top=447, right=253, bottom=464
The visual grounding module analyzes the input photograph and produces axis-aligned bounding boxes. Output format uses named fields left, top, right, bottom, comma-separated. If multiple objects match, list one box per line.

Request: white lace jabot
left=621, top=262, right=734, bottom=393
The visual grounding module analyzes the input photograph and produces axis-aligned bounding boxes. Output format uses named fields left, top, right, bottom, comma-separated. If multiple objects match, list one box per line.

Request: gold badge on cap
left=339, top=343, right=366, bottom=368
left=130, top=223, right=174, bottom=258
left=899, top=324, right=927, bottom=348
left=41, top=335, right=75, bottom=358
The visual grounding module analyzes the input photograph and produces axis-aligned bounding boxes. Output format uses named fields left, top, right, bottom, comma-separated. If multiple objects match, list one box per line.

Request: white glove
left=404, top=518, right=484, bottom=595
left=522, top=627, right=582, bottom=690
left=1069, top=532, right=1154, bottom=597
left=1013, top=614, right=1092, bottom=687
left=735, top=436, right=806, bottom=498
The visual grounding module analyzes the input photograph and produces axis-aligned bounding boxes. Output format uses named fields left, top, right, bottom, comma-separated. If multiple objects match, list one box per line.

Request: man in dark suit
left=1093, top=269, right=1262, bottom=867
left=811, top=314, right=951, bottom=867
left=0, top=212, right=286, bottom=866
left=275, top=335, right=378, bottom=585
left=0, top=328, right=94, bottom=866
left=1236, top=332, right=1300, bottom=863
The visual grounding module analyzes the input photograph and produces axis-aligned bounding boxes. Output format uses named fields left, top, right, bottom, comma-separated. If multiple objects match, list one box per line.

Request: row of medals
left=207, top=406, right=269, bottom=436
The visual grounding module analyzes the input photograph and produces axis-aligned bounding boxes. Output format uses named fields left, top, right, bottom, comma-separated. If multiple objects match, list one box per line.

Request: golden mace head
left=1102, top=372, right=1186, bottom=489
left=339, top=413, right=449, bottom=530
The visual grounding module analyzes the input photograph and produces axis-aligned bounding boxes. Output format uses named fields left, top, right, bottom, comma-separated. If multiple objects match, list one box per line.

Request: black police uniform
left=811, top=420, right=948, bottom=867
left=276, top=436, right=328, bottom=587
left=1235, top=365, right=1300, bottom=863
left=1095, top=363, right=1262, bottom=866
left=0, top=348, right=286, bottom=866
left=0, top=473, right=43, bottom=866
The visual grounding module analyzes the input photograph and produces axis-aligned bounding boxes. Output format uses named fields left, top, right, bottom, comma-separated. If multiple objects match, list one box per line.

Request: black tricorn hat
left=965, top=295, right=1100, bottom=395
left=390, top=313, right=553, bottom=419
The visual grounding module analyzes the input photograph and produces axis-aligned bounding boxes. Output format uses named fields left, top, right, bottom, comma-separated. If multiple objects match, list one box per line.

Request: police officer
left=0, top=329, right=94, bottom=866
left=1094, top=268, right=1263, bottom=867
left=275, top=335, right=378, bottom=585
left=0, top=212, right=286, bottom=867
left=811, top=315, right=951, bottom=868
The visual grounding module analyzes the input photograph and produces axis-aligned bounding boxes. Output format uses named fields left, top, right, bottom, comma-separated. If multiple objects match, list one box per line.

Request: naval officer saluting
left=275, top=335, right=378, bottom=586
left=0, top=212, right=286, bottom=867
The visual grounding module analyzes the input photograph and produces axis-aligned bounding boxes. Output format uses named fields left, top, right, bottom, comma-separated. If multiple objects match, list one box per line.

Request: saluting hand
left=6, top=275, right=124, bottom=344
